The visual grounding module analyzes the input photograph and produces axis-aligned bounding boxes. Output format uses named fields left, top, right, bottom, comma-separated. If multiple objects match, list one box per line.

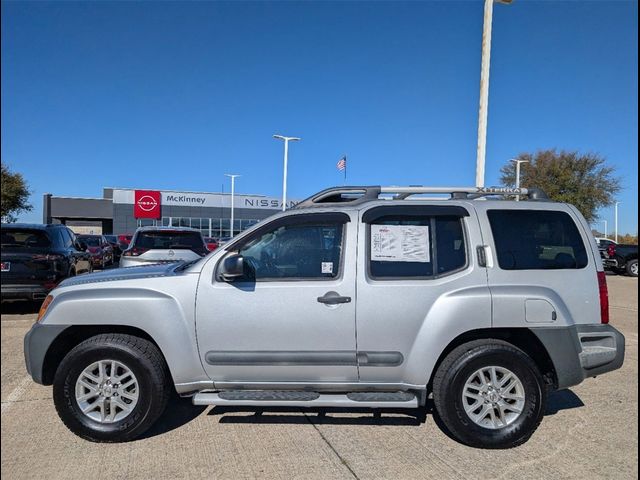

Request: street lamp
left=510, top=158, right=529, bottom=201
left=224, top=174, right=241, bottom=238
left=475, top=0, right=514, bottom=188
left=602, top=220, right=608, bottom=239
left=273, top=134, right=301, bottom=211
left=615, top=202, right=622, bottom=243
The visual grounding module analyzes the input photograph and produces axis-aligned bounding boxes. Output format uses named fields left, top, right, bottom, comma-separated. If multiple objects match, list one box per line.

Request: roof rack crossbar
left=293, top=185, right=548, bottom=208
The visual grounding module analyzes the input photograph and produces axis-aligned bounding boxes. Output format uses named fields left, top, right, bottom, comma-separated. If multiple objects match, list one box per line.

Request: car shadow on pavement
left=1, top=300, right=42, bottom=315
left=137, top=393, right=207, bottom=440
left=135, top=389, right=585, bottom=438
left=209, top=406, right=427, bottom=426
left=545, top=389, right=585, bottom=415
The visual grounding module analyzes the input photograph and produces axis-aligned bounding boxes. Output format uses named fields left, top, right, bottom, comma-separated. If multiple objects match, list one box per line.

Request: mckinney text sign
left=115, top=189, right=297, bottom=210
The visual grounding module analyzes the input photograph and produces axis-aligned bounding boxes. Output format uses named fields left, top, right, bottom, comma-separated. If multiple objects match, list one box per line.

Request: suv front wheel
left=53, top=333, right=170, bottom=442
left=432, top=339, right=546, bottom=449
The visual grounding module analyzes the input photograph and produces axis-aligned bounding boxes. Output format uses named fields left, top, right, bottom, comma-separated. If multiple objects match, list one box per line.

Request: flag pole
left=344, top=155, right=347, bottom=185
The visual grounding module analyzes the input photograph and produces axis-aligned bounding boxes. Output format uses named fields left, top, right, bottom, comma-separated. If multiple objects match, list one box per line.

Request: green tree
left=1, top=163, right=32, bottom=222
left=618, top=234, right=638, bottom=245
left=500, top=149, right=621, bottom=224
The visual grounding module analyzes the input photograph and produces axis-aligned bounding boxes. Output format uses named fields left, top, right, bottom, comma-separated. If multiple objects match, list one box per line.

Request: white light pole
left=273, top=134, right=301, bottom=211
left=602, top=220, right=608, bottom=239
left=614, top=202, right=621, bottom=243
left=225, top=174, right=241, bottom=238
left=510, top=158, right=529, bottom=201
left=475, top=0, right=514, bottom=188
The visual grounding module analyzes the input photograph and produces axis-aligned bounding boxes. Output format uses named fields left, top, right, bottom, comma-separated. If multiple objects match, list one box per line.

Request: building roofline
left=104, top=187, right=272, bottom=198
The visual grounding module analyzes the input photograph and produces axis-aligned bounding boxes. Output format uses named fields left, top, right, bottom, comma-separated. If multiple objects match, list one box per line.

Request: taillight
left=607, top=244, right=616, bottom=257
left=597, top=271, right=609, bottom=324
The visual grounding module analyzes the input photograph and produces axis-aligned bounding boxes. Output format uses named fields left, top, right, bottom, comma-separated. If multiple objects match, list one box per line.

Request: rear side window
left=134, top=231, right=206, bottom=252
left=368, top=215, right=467, bottom=278
left=488, top=210, right=589, bottom=270
left=1, top=229, right=52, bottom=249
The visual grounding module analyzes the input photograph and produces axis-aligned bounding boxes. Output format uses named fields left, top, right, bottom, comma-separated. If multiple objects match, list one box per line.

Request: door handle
left=317, top=291, right=352, bottom=305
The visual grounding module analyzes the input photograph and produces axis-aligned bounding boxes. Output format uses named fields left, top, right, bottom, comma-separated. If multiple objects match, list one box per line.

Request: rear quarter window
left=488, top=210, right=589, bottom=270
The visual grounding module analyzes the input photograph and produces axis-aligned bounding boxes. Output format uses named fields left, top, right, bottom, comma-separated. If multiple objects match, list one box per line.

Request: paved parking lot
left=1, top=275, right=637, bottom=480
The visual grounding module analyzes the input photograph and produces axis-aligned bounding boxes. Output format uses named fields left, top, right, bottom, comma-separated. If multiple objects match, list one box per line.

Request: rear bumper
left=1, top=284, right=51, bottom=301
left=24, top=323, right=69, bottom=384
left=531, top=324, right=625, bottom=390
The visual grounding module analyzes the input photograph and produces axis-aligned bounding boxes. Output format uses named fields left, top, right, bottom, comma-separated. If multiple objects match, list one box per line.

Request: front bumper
left=24, top=323, right=69, bottom=384
left=532, top=324, right=625, bottom=390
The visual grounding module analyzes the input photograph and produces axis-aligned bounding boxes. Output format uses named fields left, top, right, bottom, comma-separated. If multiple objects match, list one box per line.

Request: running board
left=192, top=390, right=418, bottom=408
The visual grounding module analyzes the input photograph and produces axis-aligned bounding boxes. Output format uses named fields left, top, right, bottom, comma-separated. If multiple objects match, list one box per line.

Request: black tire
left=626, top=259, right=638, bottom=277
left=432, top=339, right=546, bottom=449
left=53, top=334, right=170, bottom=442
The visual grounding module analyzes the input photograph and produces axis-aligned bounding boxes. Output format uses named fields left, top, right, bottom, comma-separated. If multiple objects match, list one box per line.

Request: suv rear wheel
left=53, top=333, right=170, bottom=442
left=432, top=339, right=546, bottom=449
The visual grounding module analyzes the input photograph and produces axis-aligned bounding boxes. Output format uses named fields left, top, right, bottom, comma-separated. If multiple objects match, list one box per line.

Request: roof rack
left=293, top=185, right=549, bottom=208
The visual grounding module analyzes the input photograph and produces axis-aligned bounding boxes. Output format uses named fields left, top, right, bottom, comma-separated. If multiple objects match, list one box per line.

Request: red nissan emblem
left=134, top=190, right=161, bottom=219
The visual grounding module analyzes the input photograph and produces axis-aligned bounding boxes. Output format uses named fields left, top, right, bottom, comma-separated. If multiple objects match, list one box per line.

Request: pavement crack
left=303, top=412, right=360, bottom=480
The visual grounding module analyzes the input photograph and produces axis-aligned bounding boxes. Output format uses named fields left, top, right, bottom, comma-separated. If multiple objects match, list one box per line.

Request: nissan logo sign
left=137, top=195, right=158, bottom=212
left=134, top=190, right=161, bottom=219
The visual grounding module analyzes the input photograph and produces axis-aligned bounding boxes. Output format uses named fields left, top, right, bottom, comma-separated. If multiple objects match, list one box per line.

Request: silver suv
left=24, top=186, right=625, bottom=448
left=119, top=226, right=208, bottom=267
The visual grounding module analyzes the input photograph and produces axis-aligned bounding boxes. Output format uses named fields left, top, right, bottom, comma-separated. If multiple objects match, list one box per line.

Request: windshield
left=78, top=236, right=102, bottom=247
left=134, top=231, right=206, bottom=251
left=1, top=228, right=52, bottom=249
left=104, top=235, right=117, bottom=243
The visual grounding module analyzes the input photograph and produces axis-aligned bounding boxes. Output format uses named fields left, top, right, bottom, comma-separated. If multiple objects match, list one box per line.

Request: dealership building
left=43, top=188, right=298, bottom=237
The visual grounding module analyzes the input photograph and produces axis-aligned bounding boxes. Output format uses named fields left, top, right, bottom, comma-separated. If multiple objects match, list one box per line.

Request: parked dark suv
left=1, top=224, right=92, bottom=301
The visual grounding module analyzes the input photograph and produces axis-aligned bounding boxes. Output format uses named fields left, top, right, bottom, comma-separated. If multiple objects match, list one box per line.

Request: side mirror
left=219, top=254, right=245, bottom=281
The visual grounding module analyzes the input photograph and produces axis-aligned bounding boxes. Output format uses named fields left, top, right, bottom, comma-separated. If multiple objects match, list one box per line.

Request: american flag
left=337, top=156, right=347, bottom=171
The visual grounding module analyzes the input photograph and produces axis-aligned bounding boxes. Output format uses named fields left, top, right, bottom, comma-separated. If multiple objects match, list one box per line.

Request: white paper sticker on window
left=321, top=262, right=334, bottom=274
left=371, top=225, right=430, bottom=263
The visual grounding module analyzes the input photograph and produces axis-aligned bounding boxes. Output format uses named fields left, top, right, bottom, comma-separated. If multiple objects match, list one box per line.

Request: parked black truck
left=603, top=243, right=638, bottom=277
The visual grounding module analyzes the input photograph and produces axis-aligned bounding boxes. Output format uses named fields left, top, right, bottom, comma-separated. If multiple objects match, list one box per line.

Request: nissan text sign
left=134, top=190, right=161, bottom=219
left=115, top=189, right=296, bottom=210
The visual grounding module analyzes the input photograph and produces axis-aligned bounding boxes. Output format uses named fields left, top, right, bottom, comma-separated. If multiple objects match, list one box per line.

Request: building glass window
left=151, top=217, right=260, bottom=239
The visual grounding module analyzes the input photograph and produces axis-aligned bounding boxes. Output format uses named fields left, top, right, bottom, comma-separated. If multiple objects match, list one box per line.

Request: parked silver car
left=119, top=226, right=208, bottom=267
left=24, top=186, right=625, bottom=448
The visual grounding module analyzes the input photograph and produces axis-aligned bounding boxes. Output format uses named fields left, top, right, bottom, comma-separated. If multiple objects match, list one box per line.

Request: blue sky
left=1, top=0, right=637, bottom=233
